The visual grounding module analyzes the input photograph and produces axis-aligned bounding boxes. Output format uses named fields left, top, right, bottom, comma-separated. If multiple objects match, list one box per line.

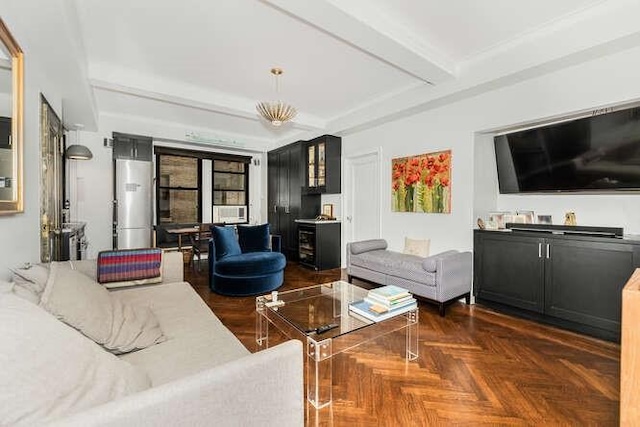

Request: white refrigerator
left=114, top=159, right=152, bottom=249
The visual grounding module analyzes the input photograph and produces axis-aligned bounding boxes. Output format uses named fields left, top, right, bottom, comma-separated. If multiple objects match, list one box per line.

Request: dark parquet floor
left=186, top=261, right=620, bottom=426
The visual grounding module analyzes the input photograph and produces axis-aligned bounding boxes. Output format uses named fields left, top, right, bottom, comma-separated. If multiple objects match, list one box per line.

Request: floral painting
left=391, top=150, right=451, bottom=213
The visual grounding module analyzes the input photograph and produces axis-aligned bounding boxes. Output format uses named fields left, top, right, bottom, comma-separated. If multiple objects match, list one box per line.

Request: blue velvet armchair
left=208, top=224, right=287, bottom=296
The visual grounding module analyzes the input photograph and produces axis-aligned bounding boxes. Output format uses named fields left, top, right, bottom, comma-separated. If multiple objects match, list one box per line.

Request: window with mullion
left=157, top=155, right=200, bottom=223
left=213, top=160, right=248, bottom=206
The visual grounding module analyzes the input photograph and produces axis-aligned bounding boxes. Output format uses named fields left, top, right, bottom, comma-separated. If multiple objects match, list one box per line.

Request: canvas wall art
left=391, top=149, right=451, bottom=213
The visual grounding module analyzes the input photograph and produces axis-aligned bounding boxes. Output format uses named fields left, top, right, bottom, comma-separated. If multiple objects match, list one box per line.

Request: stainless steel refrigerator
left=114, top=158, right=152, bottom=249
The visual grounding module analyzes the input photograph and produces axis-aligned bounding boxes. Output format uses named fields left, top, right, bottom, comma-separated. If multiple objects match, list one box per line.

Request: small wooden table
left=166, top=226, right=201, bottom=252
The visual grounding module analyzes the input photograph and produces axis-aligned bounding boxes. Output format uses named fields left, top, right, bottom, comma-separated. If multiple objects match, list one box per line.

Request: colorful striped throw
left=97, top=248, right=162, bottom=284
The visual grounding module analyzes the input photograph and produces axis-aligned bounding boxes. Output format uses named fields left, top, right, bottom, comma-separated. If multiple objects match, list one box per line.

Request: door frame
left=343, top=147, right=383, bottom=266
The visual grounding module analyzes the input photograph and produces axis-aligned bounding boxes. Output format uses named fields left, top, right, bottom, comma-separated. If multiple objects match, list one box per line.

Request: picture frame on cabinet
left=322, top=204, right=334, bottom=219
left=537, top=215, right=552, bottom=225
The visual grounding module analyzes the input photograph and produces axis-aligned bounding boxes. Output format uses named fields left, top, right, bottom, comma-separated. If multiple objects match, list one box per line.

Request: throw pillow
left=237, top=223, right=270, bottom=253
left=403, top=237, right=430, bottom=258
left=11, top=263, right=50, bottom=301
left=97, top=248, right=163, bottom=288
left=40, top=263, right=166, bottom=354
left=0, top=293, right=150, bottom=424
left=212, top=226, right=242, bottom=259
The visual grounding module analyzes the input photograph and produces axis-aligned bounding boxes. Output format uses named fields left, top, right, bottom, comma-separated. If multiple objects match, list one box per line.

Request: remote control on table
left=315, top=323, right=339, bottom=334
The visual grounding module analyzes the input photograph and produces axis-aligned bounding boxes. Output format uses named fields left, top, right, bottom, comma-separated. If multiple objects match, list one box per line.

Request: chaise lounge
left=346, top=239, right=472, bottom=316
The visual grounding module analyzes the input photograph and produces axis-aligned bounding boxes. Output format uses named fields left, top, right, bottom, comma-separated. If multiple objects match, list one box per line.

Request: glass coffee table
left=256, top=280, right=419, bottom=409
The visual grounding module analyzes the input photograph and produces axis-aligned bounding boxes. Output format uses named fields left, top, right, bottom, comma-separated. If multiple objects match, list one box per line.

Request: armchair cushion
left=215, top=252, right=287, bottom=276
left=237, top=224, right=270, bottom=253
left=212, top=226, right=241, bottom=259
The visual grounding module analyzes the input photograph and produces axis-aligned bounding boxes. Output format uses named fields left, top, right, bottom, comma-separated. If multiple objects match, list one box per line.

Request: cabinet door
left=287, top=144, right=302, bottom=259
left=277, top=150, right=291, bottom=253
left=267, top=152, right=279, bottom=234
left=113, top=138, right=134, bottom=159
left=475, top=233, right=545, bottom=312
left=545, top=238, right=635, bottom=333
left=133, top=139, right=152, bottom=161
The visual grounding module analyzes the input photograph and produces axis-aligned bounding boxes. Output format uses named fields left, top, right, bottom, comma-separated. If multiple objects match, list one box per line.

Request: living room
left=1, top=0, right=640, bottom=425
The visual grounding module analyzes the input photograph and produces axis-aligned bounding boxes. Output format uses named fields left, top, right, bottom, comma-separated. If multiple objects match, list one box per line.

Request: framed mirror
left=0, top=19, right=23, bottom=214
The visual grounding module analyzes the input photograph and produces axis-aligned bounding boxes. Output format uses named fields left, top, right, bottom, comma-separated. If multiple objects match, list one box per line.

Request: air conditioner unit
left=212, top=205, right=247, bottom=224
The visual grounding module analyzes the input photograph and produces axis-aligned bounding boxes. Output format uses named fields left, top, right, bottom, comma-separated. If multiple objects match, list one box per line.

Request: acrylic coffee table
left=255, top=280, right=419, bottom=409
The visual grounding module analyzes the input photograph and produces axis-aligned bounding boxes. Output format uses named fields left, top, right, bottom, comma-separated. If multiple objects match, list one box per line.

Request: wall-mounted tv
left=494, top=106, right=640, bottom=193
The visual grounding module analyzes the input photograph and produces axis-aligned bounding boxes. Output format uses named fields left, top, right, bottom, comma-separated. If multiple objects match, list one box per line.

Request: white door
left=345, top=151, right=381, bottom=245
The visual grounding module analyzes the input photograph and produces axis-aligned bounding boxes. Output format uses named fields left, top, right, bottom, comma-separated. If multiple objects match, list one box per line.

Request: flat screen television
left=494, top=106, right=640, bottom=193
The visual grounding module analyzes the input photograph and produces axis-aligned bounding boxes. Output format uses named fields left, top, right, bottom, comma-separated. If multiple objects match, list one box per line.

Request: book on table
left=349, top=299, right=418, bottom=322
left=368, top=285, right=411, bottom=302
left=365, top=293, right=414, bottom=308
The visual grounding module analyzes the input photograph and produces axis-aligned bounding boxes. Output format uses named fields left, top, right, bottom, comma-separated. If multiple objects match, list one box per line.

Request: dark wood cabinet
left=268, top=142, right=320, bottom=260
left=476, top=233, right=544, bottom=313
left=474, top=230, right=640, bottom=341
left=298, top=221, right=341, bottom=271
left=304, top=135, right=341, bottom=194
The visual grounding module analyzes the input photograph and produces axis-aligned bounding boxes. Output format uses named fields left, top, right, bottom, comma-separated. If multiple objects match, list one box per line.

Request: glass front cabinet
left=304, top=135, right=341, bottom=194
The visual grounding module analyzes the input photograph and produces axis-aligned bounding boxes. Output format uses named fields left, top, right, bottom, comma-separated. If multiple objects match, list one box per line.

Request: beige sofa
left=0, top=251, right=303, bottom=426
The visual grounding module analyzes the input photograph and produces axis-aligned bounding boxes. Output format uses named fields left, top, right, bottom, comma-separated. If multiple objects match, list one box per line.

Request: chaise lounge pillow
left=422, top=250, right=460, bottom=272
left=212, top=226, right=242, bottom=259
left=0, top=292, right=150, bottom=425
left=403, top=237, right=430, bottom=258
left=237, top=223, right=271, bottom=253
left=350, top=239, right=388, bottom=255
left=40, top=263, right=166, bottom=354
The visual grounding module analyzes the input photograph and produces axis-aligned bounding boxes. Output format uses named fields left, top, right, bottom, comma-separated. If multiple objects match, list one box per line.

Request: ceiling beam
left=89, top=73, right=326, bottom=131
left=261, top=0, right=455, bottom=84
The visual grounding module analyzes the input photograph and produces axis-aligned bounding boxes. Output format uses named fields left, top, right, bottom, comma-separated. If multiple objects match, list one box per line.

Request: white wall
left=342, top=44, right=640, bottom=256
left=70, top=115, right=267, bottom=258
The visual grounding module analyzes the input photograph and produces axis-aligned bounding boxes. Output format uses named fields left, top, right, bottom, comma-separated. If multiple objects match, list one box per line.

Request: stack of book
left=349, top=285, right=417, bottom=322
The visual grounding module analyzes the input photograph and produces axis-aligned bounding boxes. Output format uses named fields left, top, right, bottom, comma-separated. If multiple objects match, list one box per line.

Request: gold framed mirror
left=0, top=19, right=23, bottom=214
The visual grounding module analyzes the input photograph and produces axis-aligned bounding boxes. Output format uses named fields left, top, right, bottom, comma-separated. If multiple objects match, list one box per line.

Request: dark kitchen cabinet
left=113, top=132, right=152, bottom=161
left=474, top=229, right=640, bottom=341
left=298, top=221, right=341, bottom=271
left=304, top=135, right=341, bottom=194
left=268, top=142, right=319, bottom=260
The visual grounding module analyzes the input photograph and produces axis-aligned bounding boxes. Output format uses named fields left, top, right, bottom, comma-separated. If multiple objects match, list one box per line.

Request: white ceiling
left=53, top=0, right=640, bottom=149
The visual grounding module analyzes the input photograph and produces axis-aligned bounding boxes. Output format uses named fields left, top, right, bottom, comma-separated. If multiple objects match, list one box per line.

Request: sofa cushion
left=350, top=250, right=435, bottom=286
left=40, top=263, right=166, bottom=354
left=403, top=237, right=430, bottom=258
left=237, top=223, right=270, bottom=253
left=212, top=226, right=242, bottom=259
left=422, top=250, right=460, bottom=272
left=97, top=248, right=163, bottom=288
left=215, top=252, right=287, bottom=276
left=0, top=293, right=150, bottom=425
left=350, top=239, right=388, bottom=255
left=116, top=282, right=250, bottom=385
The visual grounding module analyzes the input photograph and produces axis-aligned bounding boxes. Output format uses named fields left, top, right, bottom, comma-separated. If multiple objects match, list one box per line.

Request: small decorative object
left=322, top=204, right=334, bottom=219
left=391, top=150, right=451, bottom=213
left=489, top=211, right=514, bottom=229
left=564, top=211, right=577, bottom=226
left=477, top=218, right=485, bottom=230
left=516, top=210, right=534, bottom=224
left=485, top=220, right=499, bottom=230
left=537, top=215, right=552, bottom=225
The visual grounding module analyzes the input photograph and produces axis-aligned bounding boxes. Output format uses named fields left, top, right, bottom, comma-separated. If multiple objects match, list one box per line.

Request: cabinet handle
left=546, top=243, right=550, bottom=259
left=273, top=204, right=277, bottom=213
left=538, top=243, right=542, bottom=258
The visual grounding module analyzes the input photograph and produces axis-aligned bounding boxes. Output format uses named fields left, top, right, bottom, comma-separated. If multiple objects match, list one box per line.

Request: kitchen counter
left=295, top=219, right=341, bottom=224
